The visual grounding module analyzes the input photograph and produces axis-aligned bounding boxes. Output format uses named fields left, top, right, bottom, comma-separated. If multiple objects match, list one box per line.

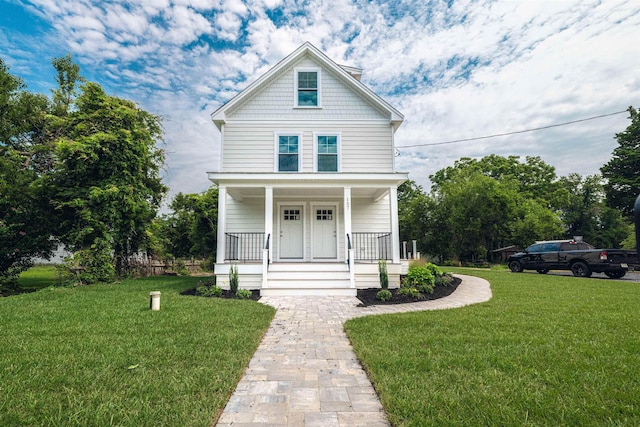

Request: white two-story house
left=209, top=42, right=408, bottom=296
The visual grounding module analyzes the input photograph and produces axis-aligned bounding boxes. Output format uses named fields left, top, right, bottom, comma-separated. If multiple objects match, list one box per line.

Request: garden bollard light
left=150, top=291, right=161, bottom=311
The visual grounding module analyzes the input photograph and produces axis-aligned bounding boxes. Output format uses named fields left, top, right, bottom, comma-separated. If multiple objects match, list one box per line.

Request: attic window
left=295, top=68, right=321, bottom=107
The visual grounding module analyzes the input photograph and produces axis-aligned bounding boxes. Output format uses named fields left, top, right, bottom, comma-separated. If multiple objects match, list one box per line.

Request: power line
left=398, top=110, right=628, bottom=148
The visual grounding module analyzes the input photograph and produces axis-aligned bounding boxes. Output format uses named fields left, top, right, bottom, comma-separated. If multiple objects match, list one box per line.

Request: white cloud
left=2, top=0, right=639, bottom=201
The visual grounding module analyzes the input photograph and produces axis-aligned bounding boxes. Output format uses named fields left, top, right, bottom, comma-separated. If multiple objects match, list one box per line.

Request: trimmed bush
left=235, top=289, right=252, bottom=299
left=398, top=286, right=423, bottom=299
left=376, top=289, right=392, bottom=301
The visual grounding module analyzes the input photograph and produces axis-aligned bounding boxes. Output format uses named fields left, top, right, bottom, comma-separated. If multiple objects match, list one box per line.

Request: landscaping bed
left=356, top=276, right=461, bottom=306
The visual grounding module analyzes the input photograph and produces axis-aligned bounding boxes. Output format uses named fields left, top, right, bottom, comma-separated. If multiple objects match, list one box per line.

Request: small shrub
left=57, top=239, right=115, bottom=285
left=235, top=289, right=252, bottom=299
left=378, top=259, right=389, bottom=289
left=376, top=289, right=392, bottom=301
left=175, top=260, right=189, bottom=276
left=402, top=263, right=434, bottom=294
left=229, top=264, right=239, bottom=293
left=435, top=273, right=454, bottom=287
left=398, top=287, right=422, bottom=299
left=195, top=282, right=223, bottom=297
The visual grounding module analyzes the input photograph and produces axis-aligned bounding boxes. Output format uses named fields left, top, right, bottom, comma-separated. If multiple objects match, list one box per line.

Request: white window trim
left=313, top=132, right=341, bottom=172
left=294, top=67, right=322, bottom=108
left=274, top=131, right=304, bottom=172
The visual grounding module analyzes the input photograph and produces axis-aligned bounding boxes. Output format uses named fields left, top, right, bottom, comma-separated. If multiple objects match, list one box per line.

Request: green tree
left=0, top=59, right=55, bottom=290
left=45, top=59, right=166, bottom=279
left=559, top=173, right=629, bottom=248
left=397, top=180, right=425, bottom=244
left=158, top=187, right=218, bottom=260
left=424, top=155, right=565, bottom=261
left=601, top=106, right=640, bottom=218
left=430, top=154, right=567, bottom=210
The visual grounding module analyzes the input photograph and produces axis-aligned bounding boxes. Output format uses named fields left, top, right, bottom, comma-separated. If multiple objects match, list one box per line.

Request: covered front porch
left=209, top=173, right=408, bottom=295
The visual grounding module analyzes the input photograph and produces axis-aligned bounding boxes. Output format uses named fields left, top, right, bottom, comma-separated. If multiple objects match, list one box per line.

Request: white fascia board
left=208, top=172, right=409, bottom=187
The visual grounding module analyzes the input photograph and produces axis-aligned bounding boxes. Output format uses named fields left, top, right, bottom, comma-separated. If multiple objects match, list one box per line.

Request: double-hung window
left=315, top=134, right=339, bottom=172
left=277, top=134, right=300, bottom=172
left=295, top=69, right=321, bottom=107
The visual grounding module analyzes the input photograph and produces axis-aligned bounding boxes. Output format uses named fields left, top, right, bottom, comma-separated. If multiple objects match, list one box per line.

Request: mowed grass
left=0, top=272, right=275, bottom=427
left=15, top=264, right=62, bottom=291
left=345, top=268, right=640, bottom=426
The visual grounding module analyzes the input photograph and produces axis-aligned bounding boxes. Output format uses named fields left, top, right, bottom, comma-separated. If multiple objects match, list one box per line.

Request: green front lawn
left=345, top=268, right=640, bottom=426
left=0, top=274, right=275, bottom=427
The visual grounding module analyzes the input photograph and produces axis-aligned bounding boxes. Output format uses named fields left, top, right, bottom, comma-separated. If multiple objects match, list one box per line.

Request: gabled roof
left=210, top=42, right=404, bottom=130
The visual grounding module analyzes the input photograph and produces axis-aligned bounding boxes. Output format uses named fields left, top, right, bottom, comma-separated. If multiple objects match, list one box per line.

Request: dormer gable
left=211, top=42, right=403, bottom=130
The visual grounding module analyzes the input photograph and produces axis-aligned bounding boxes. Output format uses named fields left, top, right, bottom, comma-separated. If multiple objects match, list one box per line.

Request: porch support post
left=263, top=186, right=273, bottom=288
left=216, top=185, right=227, bottom=264
left=389, top=186, right=400, bottom=263
left=343, top=187, right=352, bottom=261
left=344, top=186, right=355, bottom=287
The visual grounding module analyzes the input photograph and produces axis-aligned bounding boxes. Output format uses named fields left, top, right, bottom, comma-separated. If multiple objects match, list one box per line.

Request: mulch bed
left=355, top=276, right=461, bottom=307
left=182, top=277, right=461, bottom=306
left=180, top=288, right=262, bottom=301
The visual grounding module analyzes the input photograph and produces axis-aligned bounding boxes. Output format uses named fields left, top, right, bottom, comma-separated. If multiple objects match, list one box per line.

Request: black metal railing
left=265, top=233, right=271, bottom=265
left=351, top=232, right=392, bottom=261
left=225, top=232, right=265, bottom=262
left=346, top=233, right=352, bottom=268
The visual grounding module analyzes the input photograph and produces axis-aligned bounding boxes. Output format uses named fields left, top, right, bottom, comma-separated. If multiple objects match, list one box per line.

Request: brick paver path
left=216, top=274, right=492, bottom=426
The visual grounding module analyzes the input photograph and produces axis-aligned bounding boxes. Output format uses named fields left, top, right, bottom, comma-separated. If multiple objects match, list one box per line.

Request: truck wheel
left=509, top=261, right=523, bottom=273
left=536, top=268, right=549, bottom=274
left=605, top=270, right=626, bottom=279
left=571, top=261, right=592, bottom=278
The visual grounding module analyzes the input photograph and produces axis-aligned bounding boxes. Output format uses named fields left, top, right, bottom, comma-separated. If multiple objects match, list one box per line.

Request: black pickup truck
left=507, top=240, right=637, bottom=278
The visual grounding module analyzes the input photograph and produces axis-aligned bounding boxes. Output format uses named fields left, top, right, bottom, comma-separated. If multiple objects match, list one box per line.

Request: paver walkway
left=216, top=274, right=492, bottom=427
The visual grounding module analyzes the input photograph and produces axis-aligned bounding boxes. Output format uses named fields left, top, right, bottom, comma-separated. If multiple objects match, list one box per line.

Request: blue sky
left=1, top=0, right=639, bottom=204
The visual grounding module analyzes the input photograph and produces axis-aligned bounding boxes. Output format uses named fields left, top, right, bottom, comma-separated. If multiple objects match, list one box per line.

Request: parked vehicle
left=507, top=240, right=637, bottom=278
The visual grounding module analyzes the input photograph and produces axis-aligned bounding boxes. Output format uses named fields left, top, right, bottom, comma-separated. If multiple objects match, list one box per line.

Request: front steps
left=261, top=262, right=356, bottom=296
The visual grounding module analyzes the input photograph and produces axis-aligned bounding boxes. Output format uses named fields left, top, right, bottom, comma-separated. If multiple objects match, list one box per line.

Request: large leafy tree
left=601, top=106, right=640, bottom=218
left=560, top=173, right=629, bottom=248
left=45, top=82, right=167, bottom=277
left=157, top=187, right=218, bottom=260
left=41, top=57, right=167, bottom=279
left=0, top=59, right=55, bottom=290
left=419, top=155, right=565, bottom=261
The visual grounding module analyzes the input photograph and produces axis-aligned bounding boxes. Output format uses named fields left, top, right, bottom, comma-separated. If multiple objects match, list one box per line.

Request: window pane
left=318, top=154, right=337, bottom=172
left=298, top=90, right=317, bottom=106
left=279, top=135, right=298, bottom=154
left=279, top=154, right=298, bottom=171
left=298, top=71, right=317, bottom=89
left=318, top=135, right=337, bottom=154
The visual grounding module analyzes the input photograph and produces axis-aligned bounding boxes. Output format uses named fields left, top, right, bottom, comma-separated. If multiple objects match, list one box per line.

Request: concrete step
left=268, top=262, right=348, bottom=272
left=260, top=287, right=357, bottom=297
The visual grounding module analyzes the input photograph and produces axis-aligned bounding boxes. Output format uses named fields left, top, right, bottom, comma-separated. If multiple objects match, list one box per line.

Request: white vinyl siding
left=226, top=196, right=264, bottom=233
left=222, top=123, right=393, bottom=173
left=228, top=57, right=389, bottom=121
left=351, top=195, right=391, bottom=233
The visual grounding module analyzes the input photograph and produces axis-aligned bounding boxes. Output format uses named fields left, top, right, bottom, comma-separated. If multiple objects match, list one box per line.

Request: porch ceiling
left=226, top=186, right=388, bottom=200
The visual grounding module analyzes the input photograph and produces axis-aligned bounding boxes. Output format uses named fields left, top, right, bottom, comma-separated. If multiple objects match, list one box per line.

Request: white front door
left=313, top=205, right=337, bottom=259
left=279, top=205, right=304, bottom=259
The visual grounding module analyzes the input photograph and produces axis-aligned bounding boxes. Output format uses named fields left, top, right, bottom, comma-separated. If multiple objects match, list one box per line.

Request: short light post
left=150, top=291, right=161, bottom=311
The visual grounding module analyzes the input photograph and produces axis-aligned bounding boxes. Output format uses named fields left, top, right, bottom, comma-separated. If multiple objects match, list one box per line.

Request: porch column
left=264, top=186, right=273, bottom=260
left=389, top=186, right=400, bottom=263
left=343, top=187, right=352, bottom=261
left=216, top=185, right=227, bottom=264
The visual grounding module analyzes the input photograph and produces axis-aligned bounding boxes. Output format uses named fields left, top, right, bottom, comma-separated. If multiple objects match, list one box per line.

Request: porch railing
left=352, top=232, right=392, bottom=261
left=225, top=232, right=265, bottom=262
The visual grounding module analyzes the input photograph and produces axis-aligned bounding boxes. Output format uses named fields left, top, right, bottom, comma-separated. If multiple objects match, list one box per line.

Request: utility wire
left=398, top=110, right=627, bottom=148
